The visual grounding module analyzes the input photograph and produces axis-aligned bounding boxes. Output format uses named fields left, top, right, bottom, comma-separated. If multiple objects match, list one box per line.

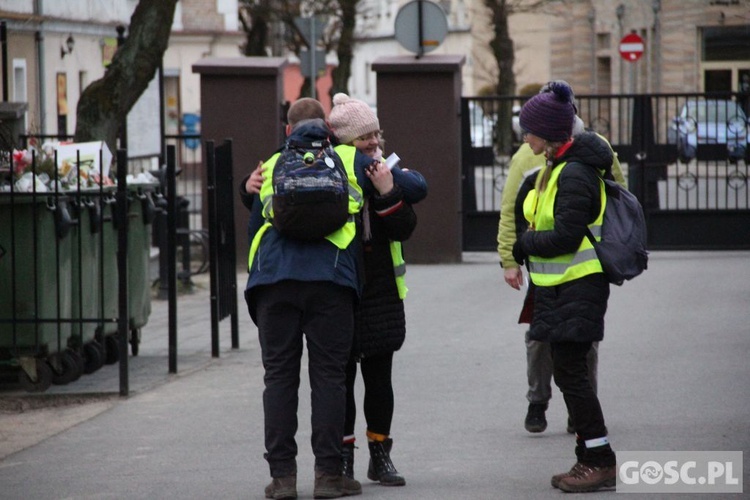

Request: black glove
left=512, top=240, right=527, bottom=265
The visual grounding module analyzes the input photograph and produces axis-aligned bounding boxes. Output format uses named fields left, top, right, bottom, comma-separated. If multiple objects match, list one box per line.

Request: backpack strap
left=286, top=137, right=331, bottom=149
left=585, top=227, right=597, bottom=247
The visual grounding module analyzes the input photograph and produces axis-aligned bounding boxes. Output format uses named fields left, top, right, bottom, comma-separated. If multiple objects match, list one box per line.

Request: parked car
left=667, top=99, right=749, bottom=162
left=468, top=101, right=496, bottom=148
left=512, top=104, right=522, bottom=141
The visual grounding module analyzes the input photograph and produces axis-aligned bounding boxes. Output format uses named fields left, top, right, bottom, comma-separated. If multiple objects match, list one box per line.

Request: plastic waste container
left=69, top=190, right=109, bottom=374
left=99, top=191, right=120, bottom=362
left=0, top=193, right=74, bottom=391
left=125, top=183, right=157, bottom=355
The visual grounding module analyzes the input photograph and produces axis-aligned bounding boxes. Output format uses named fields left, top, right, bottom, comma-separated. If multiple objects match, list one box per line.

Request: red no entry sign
left=619, top=33, right=644, bottom=62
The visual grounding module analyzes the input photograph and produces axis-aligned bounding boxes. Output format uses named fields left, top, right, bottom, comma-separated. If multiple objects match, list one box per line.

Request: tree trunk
left=239, top=0, right=271, bottom=56
left=485, top=0, right=516, bottom=155
left=330, top=0, right=358, bottom=99
left=74, top=0, right=178, bottom=158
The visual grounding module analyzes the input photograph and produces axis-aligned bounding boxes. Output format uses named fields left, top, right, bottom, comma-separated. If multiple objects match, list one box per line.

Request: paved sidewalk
left=0, top=251, right=748, bottom=499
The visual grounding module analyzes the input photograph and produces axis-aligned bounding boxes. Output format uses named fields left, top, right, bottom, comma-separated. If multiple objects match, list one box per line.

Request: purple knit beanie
left=519, top=81, right=577, bottom=142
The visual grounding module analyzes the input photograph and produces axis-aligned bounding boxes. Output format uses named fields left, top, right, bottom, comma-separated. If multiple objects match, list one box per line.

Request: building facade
left=350, top=0, right=750, bottom=102
left=547, top=0, right=750, bottom=96
left=2, top=0, right=748, bottom=144
left=0, top=0, right=243, bottom=143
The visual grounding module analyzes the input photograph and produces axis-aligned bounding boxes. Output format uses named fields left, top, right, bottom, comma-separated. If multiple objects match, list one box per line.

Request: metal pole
left=167, top=145, right=178, bottom=373
left=310, top=17, right=316, bottom=100
left=116, top=25, right=128, bottom=150
left=116, top=149, right=129, bottom=396
left=417, top=0, right=425, bottom=59
left=158, top=62, right=166, bottom=167
left=205, top=140, right=220, bottom=357
left=1, top=22, right=9, bottom=101
left=616, top=4, right=625, bottom=94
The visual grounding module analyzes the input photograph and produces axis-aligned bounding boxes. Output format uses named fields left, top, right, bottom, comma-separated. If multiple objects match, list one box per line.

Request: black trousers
left=344, top=351, right=395, bottom=437
left=551, top=341, right=616, bottom=467
left=253, top=280, right=354, bottom=477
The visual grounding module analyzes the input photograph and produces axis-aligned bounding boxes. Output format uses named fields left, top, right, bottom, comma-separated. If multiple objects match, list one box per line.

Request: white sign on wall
left=126, top=70, right=161, bottom=158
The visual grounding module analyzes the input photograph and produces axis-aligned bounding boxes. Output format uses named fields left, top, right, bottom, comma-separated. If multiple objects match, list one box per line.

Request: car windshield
left=684, top=100, right=746, bottom=123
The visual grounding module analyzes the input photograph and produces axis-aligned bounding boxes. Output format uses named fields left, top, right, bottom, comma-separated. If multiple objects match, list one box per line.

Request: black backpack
left=271, top=138, right=350, bottom=240
left=586, top=179, right=649, bottom=286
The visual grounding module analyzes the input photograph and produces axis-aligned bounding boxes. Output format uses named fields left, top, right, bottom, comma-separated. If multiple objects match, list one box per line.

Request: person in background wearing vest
left=242, top=98, right=373, bottom=500
left=511, top=81, right=617, bottom=493
left=327, top=93, right=427, bottom=488
left=498, top=84, right=626, bottom=436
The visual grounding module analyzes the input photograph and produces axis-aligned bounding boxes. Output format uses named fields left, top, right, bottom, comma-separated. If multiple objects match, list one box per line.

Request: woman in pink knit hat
left=328, top=92, right=427, bottom=488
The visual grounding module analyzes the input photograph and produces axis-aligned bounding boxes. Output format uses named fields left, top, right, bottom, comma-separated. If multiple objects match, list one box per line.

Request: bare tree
left=328, top=0, right=358, bottom=98
left=74, top=0, right=178, bottom=155
left=482, top=0, right=516, bottom=153
left=482, top=0, right=563, bottom=153
left=239, top=0, right=274, bottom=56
left=238, top=0, right=365, bottom=99
left=484, top=0, right=516, bottom=97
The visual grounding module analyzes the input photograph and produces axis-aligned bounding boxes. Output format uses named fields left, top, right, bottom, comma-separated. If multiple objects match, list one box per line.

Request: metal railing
left=461, top=92, right=750, bottom=250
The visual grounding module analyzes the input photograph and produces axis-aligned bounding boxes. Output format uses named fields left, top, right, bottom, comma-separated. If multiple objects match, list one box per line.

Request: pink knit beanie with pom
left=328, top=93, right=380, bottom=144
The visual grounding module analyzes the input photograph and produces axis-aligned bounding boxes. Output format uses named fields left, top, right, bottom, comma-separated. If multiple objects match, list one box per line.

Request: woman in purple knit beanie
left=513, top=80, right=618, bottom=493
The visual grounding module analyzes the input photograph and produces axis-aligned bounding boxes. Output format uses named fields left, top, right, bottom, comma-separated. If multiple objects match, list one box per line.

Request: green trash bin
left=69, top=190, right=109, bottom=374
left=0, top=193, right=74, bottom=390
left=125, top=184, right=157, bottom=355
left=99, top=191, right=119, bottom=352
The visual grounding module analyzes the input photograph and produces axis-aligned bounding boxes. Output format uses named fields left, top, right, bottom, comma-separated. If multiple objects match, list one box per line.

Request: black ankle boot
left=367, top=438, right=405, bottom=486
left=341, top=442, right=355, bottom=479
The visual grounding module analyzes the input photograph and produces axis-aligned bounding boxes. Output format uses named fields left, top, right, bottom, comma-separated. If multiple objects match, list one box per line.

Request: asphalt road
left=0, top=251, right=748, bottom=499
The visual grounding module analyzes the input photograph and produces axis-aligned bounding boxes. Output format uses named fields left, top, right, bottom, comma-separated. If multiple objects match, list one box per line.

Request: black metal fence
left=0, top=134, right=237, bottom=394
left=462, top=92, right=750, bottom=251
left=0, top=143, right=132, bottom=392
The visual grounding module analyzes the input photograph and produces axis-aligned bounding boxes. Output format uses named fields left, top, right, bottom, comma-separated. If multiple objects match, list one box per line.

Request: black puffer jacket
left=516, top=132, right=613, bottom=343
left=354, top=185, right=416, bottom=358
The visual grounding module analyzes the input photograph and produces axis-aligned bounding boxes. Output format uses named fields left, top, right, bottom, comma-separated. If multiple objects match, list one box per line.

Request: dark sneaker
left=265, top=476, right=297, bottom=499
left=524, top=403, right=548, bottom=433
left=557, top=463, right=616, bottom=493
left=566, top=416, right=575, bottom=434
left=313, top=472, right=362, bottom=498
left=551, top=462, right=585, bottom=489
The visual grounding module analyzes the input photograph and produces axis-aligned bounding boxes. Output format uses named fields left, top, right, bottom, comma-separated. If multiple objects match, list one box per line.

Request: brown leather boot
left=265, top=476, right=297, bottom=499
left=551, top=462, right=586, bottom=489
left=557, top=463, right=616, bottom=493
left=313, top=471, right=362, bottom=498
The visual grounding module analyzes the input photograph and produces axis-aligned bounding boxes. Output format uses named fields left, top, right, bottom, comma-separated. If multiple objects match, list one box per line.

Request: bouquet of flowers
left=2, top=139, right=115, bottom=192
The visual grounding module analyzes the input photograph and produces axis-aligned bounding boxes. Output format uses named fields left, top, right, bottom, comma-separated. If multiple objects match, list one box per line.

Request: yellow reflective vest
left=389, top=241, right=408, bottom=300
left=523, top=163, right=606, bottom=286
left=248, top=144, right=364, bottom=269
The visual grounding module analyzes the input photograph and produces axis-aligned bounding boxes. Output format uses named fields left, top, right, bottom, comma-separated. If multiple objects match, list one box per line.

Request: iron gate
left=461, top=93, right=750, bottom=251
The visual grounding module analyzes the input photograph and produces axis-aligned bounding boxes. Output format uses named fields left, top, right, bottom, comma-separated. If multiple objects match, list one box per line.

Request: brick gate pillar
left=373, top=55, right=465, bottom=264
left=192, top=57, right=287, bottom=269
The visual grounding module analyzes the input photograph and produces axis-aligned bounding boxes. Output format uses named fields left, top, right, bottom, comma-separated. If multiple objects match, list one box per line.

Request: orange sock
left=366, top=431, right=388, bottom=442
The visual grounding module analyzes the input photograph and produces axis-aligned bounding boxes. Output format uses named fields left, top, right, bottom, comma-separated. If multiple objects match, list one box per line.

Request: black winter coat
left=353, top=185, right=416, bottom=358
left=516, top=132, right=613, bottom=343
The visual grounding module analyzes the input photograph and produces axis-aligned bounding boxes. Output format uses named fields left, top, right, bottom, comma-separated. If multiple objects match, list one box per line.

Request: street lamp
left=60, top=34, right=75, bottom=59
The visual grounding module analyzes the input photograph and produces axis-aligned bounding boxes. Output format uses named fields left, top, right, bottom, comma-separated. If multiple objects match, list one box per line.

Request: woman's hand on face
left=246, top=161, right=265, bottom=194
left=366, top=160, right=394, bottom=196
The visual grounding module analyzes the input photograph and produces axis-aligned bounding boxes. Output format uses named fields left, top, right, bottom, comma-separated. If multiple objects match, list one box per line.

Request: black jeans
left=254, top=280, right=355, bottom=477
left=344, top=351, right=395, bottom=437
left=551, top=341, right=616, bottom=467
